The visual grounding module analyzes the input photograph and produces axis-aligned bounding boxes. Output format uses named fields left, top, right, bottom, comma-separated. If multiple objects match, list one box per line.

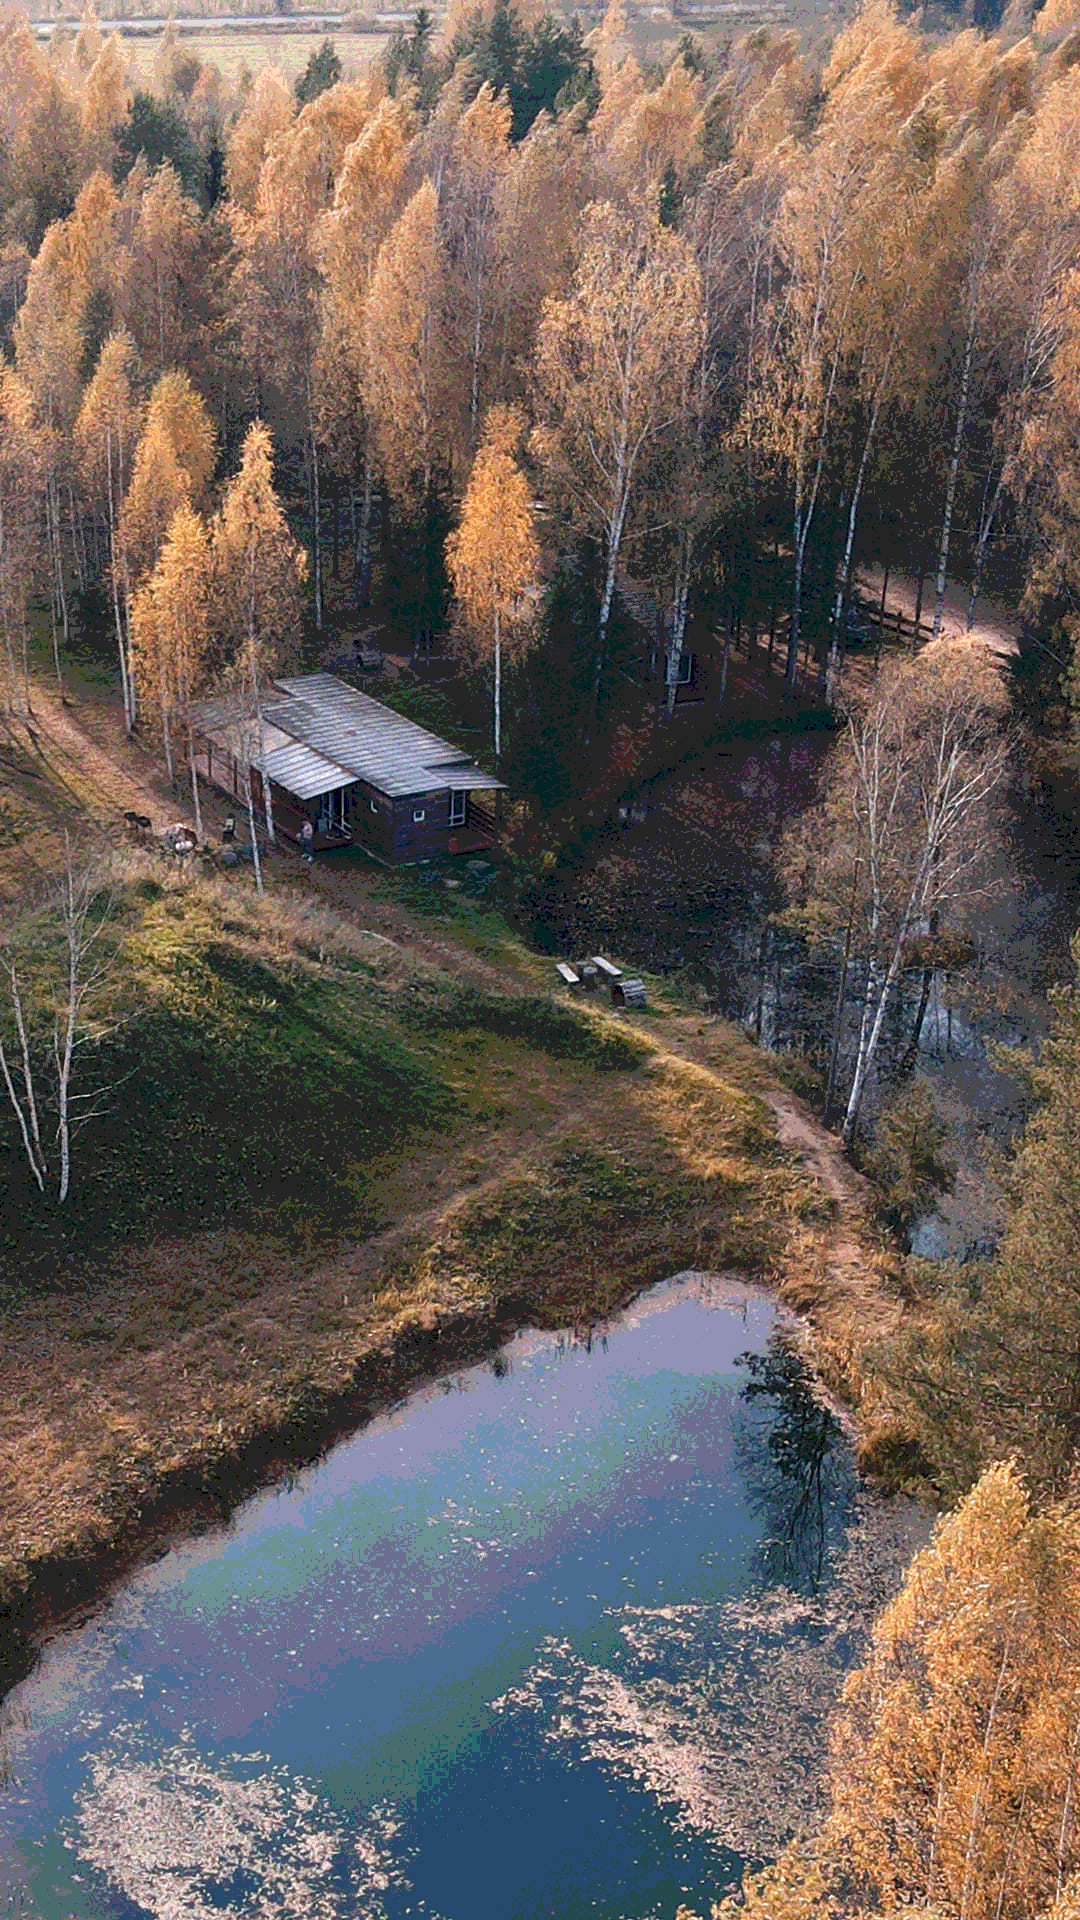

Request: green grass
left=399, top=982, right=647, bottom=1072
left=0, top=885, right=457, bottom=1271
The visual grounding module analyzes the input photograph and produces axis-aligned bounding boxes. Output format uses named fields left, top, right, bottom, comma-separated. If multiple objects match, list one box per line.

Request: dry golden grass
left=121, top=23, right=391, bottom=86
left=0, top=654, right=907, bottom=1640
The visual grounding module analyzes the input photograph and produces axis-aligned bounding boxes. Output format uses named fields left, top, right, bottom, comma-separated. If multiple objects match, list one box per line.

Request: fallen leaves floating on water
left=491, top=1495, right=924, bottom=1864
left=71, top=1732, right=411, bottom=1920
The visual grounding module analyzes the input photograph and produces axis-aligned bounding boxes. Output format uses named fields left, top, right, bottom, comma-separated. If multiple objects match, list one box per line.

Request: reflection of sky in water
left=0, top=1277, right=925, bottom=1920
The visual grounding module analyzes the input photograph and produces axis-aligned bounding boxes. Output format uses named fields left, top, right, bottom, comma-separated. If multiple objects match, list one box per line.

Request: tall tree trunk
left=0, top=549, right=19, bottom=714
left=309, top=419, right=323, bottom=633
left=66, top=480, right=87, bottom=594
left=666, top=528, right=692, bottom=716
left=788, top=526, right=808, bottom=691
left=470, top=276, right=484, bottom=452
left=967, top=460, right=1007, bottom=631
left=258, top=702, right=275, bottom=846
left=493, top=605, right=501, bottom=765
left=587, top=505, right=626, bottom=747
left=161, top=693, right=174, bottom=786
left=932, top=301, right=978, bottom=644
left=54, top=842, right=80, bottom=1205
left=824, top=858, right=860, bottom=1125
left=47, top=479, right=69, bottom=694
left=719, top=604, right=734, bottom=704
left=246, top=762, right=264, bottom=898
left=356, top=442, right=374, bottom=610
left=900, top=965, right=934, bottom=1075
left=828, top=345, right=895, bottom=700
left=188, top=731, right=203, bottom=843
left=843, top=947, right=881, bottom=1149
left=105, top=429, right=133, bottom=732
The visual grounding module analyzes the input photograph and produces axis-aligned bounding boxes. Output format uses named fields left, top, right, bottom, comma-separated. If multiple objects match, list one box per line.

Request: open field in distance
left=28, top=0, right=854, bottom=79
left=124, top=22, right=392, bottom=80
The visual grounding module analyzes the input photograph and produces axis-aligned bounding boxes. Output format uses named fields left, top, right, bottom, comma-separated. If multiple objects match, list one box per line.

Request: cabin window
left=665, top=650, right=693, bottom=685
left=370, top=798, right=379, bottom=813
left=413, top=807, right=426, bottom=824
left=449, top=791, right=467, bottom=828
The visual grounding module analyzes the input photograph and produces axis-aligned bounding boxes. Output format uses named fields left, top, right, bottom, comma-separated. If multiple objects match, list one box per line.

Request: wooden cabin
left=190, top=673, right=504, bottom=864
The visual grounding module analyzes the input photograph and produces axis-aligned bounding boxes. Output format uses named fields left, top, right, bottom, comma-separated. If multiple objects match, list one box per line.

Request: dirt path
left=762, top=1080, right=902, bottom=1421
left=24, top=666, right=899, bottom=1354
left=655, top=1013, right=901, bottom=1398
left=856, top=564, right=1020, bottom=662
left=0, top=664, right=907, bottom=1650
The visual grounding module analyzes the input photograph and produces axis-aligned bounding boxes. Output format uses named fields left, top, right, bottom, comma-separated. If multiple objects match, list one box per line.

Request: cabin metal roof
left=271, top=675, right=503, bottom=798
left=191, top=674, right=503, bottom=802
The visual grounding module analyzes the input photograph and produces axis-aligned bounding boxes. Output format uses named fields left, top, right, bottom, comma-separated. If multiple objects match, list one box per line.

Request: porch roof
left=261, top=741, right=354, bottom=801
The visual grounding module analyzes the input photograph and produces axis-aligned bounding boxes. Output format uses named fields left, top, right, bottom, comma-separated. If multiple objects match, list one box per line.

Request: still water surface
left=0, top=1277, right=923, bottom=1920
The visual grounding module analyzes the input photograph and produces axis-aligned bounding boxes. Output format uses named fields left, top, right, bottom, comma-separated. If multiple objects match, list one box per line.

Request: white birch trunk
left=828, top=329, right=898, bottom=700
left=189, top=732, right=203, bottom=843
left=246, top=758, right=264, bottom=898
left=933, top=299, right=978, bottom=644
left=667, top=529, right=691, bottom=717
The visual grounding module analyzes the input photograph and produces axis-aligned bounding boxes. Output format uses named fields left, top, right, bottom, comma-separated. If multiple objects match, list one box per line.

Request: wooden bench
left=555, top=961, right=581, bottom=988
left=592, top=955, right=622, bottom=982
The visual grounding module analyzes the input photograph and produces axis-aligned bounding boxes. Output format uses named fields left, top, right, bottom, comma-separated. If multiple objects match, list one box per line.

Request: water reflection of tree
left=734, top=1338, right=853, bottom=1594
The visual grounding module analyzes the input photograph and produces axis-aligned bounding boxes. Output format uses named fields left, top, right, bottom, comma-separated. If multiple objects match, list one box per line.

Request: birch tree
left=961, top=72, right=1080, bottom=629
left=74, top=331, right=143, bottom=729
left=316, top=93, right=412, bottom=608
left=0, top=838, right=111, bottom=1207
left=446, top=403, right=540, bottom=764
left=231, top=81, right=371, bottom=629
left=0, top=366, right=47, bottom=717
left=213, top=421, right=307, bottom=890
left=442, top=82, right=513, bottom=462
left=781, top=645, right=1010, bottom=1148
left=750, top=65, right=904, bottom=691
left=129, top=502, right=212, bottom=826
left=118, top=162, right=204, bottom=378
left=363, top=178, right=451, bottom=654
left=826, top=1463, right=1080, bottom=1920
left=532, top=198, right=702, bottom=742
left=122, top=368, right=215, bottom=593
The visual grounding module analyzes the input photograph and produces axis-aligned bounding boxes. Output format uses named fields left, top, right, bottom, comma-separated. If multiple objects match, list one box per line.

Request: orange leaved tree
left=446, top=404, right=540, bottom=766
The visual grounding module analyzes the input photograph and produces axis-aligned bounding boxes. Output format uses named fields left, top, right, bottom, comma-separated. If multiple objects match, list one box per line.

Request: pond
left=0, top=1276, right=925, bottom=1920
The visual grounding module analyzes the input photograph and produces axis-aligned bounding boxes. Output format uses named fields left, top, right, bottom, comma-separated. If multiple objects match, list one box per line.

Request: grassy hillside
left=0, top=741, right=827, bottom=1623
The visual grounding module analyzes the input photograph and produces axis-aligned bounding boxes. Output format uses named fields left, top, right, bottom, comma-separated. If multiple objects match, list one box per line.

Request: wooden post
left=913, top=559, right=926, bottom=646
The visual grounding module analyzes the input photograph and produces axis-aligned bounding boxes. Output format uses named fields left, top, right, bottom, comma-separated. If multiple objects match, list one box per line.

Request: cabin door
left=322, top=788, right=350, bottom=837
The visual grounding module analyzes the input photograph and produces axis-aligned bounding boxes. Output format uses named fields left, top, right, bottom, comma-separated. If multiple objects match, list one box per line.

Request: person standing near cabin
left=300, top=819, right=314, bottom=864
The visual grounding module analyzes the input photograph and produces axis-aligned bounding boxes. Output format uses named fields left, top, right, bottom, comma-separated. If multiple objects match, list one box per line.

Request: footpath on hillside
left=0, top=666, right=907, bottom=1680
